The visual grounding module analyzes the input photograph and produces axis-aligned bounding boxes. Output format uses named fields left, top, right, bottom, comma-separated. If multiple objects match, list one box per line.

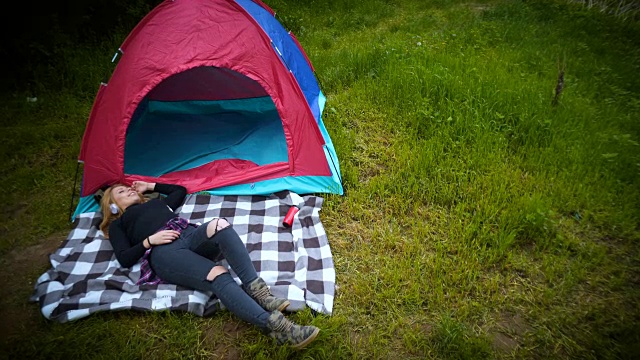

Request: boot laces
left=252, top=286, right=270, bottom=300
left=271, top=314, right=294, bottom=332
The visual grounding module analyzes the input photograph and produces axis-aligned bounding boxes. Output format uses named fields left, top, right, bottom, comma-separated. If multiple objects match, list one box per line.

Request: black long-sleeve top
left=108, top=183, right=187, bottom=268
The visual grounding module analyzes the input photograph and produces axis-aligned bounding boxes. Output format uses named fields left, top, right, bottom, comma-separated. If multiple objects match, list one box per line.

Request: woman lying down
left=99, top=181, right=319, bottom=350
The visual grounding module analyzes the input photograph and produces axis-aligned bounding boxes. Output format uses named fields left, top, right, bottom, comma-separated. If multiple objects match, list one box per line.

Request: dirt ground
left=0, top=232, right=67, bottom=347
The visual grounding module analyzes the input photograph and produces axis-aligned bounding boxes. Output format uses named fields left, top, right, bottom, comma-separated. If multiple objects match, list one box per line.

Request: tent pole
left=69, top=161, right=81, bottom=222
left=325, top=146, right=345, bottom=196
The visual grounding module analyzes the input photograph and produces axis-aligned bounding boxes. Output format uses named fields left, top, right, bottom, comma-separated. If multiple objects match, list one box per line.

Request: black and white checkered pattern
left=30, top=191, right=335, bottom=323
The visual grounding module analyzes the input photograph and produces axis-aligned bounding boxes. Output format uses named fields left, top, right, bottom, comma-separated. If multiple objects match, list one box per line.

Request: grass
left=1, top=0, right=639, bottom=358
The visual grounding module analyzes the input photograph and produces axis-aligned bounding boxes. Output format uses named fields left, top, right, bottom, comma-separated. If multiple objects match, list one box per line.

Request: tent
left=73, top=0, right=343, bottom=217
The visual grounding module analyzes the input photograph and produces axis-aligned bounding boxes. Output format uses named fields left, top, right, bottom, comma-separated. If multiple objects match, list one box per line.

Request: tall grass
left=569, top=0, right=640, bottom=20
left=1, top=0, right=639, bottom=358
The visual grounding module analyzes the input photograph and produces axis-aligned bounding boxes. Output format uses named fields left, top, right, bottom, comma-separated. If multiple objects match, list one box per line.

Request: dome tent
left=73, top=0, right=343, bottom=216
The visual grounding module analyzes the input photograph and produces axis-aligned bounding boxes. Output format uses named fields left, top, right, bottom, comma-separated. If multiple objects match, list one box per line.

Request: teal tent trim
left=73, top=196, right=101, bottom=219
left=72, top=173, right=342, bottom=220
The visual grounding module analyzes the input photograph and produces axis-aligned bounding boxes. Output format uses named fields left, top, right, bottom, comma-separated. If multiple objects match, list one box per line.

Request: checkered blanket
left=30, top=191, right=335, bottom=323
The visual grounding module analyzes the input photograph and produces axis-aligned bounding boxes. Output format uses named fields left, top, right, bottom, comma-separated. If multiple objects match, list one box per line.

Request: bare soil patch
left=490, top=312, right=533, bottom=354
left=0, top=232, right=67, bottom=347
left=202, top=319, right=250, bottom=359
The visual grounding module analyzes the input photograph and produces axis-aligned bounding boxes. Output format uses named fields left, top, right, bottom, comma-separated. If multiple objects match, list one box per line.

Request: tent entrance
left=124, top=67, right=288, bottom=177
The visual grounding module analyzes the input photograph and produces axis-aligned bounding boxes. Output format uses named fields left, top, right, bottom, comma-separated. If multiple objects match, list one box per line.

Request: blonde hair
left=99, top=184, right=146, bottom=238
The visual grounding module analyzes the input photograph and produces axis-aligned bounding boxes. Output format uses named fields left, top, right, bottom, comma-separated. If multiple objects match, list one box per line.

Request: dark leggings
left=149, top=220, right=270, bottom=328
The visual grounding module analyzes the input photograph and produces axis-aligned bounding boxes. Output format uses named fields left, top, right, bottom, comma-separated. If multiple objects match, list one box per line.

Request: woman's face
left=111, top=185, right=141, bottom=210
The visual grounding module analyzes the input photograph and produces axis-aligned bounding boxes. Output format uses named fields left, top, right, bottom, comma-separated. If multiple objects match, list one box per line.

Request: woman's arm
left=132, top=181, right=187, bottom=211
left=108, top=221, right=148, bottom=268
left=154, top=183, right=188, bottom=211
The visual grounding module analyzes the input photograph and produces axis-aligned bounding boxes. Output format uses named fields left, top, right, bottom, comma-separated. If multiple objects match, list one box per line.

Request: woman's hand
left=132, top=181, right=155, bottom=193
left=149, top=230, right=180, bottom=246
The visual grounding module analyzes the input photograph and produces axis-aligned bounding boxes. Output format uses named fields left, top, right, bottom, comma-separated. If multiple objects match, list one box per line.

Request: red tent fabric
left=79, top=0, right=330, bottom=196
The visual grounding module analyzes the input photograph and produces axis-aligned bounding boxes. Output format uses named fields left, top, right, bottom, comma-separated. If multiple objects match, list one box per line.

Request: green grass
left=1, top=0, right=639, bottom=358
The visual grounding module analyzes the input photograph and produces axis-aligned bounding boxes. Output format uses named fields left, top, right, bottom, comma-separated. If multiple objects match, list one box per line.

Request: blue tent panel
left=236, top=0, right=323, bottom=123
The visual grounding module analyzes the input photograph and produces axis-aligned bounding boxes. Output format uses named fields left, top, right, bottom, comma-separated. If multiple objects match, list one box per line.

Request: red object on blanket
left=283, top=206, right=299, bottom=228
